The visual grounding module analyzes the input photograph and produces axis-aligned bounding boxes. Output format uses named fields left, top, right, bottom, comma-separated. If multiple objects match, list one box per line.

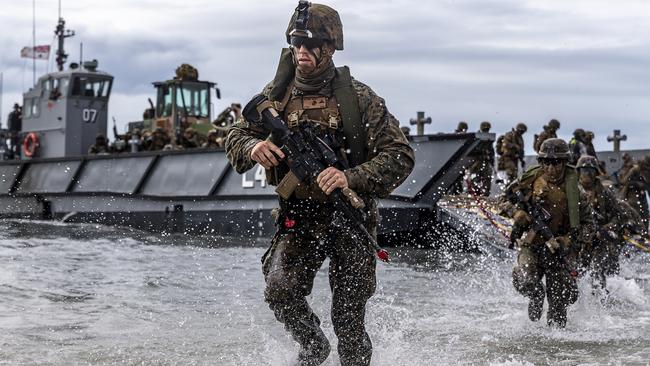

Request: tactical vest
left=268, top=48, right=366, bottom=167
left=264, top=48, right=367, bottom=201
left=519, top=165, right=581, bottom=229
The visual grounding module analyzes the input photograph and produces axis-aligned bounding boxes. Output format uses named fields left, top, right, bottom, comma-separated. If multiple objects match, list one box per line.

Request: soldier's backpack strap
left=565, top=167, right=580, bottom=229
left=268, top=48, right=295, bottom=111
left=332, top=66, right=366, bottom=167
left=519, top=165, right=543, bottom=187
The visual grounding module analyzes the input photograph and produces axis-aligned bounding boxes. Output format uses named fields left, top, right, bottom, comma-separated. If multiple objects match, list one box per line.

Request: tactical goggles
left=578, top=167, right=598, bottom=175
left=290, top=36, right=324, bottom=49
left=539, top=158, right=565, bottom=167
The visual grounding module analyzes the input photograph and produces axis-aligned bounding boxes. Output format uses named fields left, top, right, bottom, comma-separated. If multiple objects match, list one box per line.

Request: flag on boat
left=20, top=45, right=51, bottom=60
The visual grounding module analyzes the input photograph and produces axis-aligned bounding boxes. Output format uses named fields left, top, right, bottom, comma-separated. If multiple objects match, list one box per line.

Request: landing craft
left=0, top=16, right=516, bottom=250
left=2, top=16, right=648, bottom=254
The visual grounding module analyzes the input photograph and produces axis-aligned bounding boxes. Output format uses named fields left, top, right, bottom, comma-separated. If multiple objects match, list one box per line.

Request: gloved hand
left=546, top=237, right=561, bottom=254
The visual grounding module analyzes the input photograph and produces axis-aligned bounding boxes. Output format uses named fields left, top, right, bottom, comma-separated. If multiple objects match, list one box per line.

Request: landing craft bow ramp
left=0, top=133, right=493, bottom=242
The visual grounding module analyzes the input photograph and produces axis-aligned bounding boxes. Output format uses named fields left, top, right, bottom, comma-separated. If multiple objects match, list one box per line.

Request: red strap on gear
left=284, top=217, right=296, bottom=229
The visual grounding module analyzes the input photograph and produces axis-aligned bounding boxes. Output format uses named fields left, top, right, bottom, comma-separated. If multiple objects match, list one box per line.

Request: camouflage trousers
left=589, top=238, right=623, bottom=290
left=625, top=190, right=649, bottom=228
left=512, top=246, right=578, bottom=326
left=262, top=208, right=376, bottom=366
left=498, top=157, right=519, bottom=183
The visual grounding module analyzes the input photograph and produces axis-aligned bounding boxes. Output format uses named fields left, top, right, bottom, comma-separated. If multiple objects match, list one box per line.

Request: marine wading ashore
left=1, top=1, right=649, bottom=365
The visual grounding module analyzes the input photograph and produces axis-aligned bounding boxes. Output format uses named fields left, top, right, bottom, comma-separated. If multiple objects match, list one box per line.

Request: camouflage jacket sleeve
left=601, top=186, right=628, bottom=231
left=343, top=79, right=415, bottom=198
left=502, top=132, right=519, bottom=156
left=576, top=187, right=596, bottom=261
left=224, top=84, right=273, bottom=174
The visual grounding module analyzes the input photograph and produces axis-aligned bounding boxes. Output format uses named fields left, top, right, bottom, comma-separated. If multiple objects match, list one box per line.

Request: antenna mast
left=54, top=0, right=75, bottom=72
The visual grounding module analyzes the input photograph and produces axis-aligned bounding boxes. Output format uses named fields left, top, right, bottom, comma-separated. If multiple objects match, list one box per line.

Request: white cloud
left=1, top=0, right=649, bottom=154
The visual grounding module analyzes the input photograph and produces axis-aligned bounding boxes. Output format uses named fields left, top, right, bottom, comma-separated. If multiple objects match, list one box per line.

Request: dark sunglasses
left=578, top=167, right=598, bottom=175
left=290, top=36, right=324, bottom=50
left=539, top=159, right=564, bottom=167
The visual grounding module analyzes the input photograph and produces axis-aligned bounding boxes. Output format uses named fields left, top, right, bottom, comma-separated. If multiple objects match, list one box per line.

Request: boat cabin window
left=42, top=79, right=52, bottom=93
left=23, top=99, right=33, bottom=118
left=46, top=77, right=69, bottom=100
left=31, top=98, right=40, bottom=117
left=71, top=76, right=112, bottom=98
left=22, top=98, right=39, bottom=118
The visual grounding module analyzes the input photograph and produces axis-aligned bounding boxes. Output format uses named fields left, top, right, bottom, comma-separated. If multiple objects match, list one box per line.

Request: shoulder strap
left=268, top=48, right=295, bottom=104
left=332, top=66, right=365, bottom=167
left=565, top=167, right=580, bottom=228
left=519, top=165, right=543, bottom=186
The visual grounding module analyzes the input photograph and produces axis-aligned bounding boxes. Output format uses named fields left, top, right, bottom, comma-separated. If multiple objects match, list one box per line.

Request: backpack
left=496, top=135, right=505, bottom=155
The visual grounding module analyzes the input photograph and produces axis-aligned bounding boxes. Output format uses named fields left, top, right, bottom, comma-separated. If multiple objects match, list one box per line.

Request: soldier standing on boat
left=507, top=138, right=594, bottom=327
left=533, top=119, right=560, bottom=153
left=497, top=122, right=527, bottom=183
left=88, top=134, right=111, bottom=155
left=568, top=128, right=588, bottom=165
left=225, top=2, right=414, bottom=365
left=584, top=131, right=597, bottom=159
left=455, top=121, right=468, bottom=133
left=7, top=103, right=22, bottom=159
left=467, top=121, right=495, bottom=196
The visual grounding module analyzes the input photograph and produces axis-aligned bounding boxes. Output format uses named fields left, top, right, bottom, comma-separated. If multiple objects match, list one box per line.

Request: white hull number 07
left=82, top=108, right=98, bottom=123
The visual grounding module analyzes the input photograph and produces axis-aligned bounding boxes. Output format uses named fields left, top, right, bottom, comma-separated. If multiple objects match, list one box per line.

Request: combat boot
left=547, top=304, right=567, bottom=328
left=527, top=284, right=545, bottom=322
left=287, top=313, right=330, bottom=366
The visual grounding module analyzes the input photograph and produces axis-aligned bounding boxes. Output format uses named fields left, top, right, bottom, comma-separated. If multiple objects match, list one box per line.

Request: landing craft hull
left=0, top=133, right=493, bottom=243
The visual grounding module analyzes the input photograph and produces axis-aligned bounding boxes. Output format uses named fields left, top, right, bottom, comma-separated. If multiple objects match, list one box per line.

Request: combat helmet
left=576, top=155, right=599, bottom=170
left=479, top=121, right=491, bottom=132
left=538, top=138, right=571, bottom=159
left=456, top=121, right=468, bottom=132
left=573, top=128, right=586, bottom=139
left=548, top=119, right=560, bottom=130
left=286, top=1, right=344, bottom=50
left=515, top=123, right=527, bottom=133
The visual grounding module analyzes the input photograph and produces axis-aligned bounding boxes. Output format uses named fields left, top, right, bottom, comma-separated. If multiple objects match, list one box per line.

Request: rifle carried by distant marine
left=243, top=94, right=391, bottom=262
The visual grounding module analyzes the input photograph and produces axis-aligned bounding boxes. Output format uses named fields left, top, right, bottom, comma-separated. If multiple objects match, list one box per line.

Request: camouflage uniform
left=619, top=163, right=649, bottom=228
left=179, top=127, right=202, bottom=149
left=467, top=122, right=495, bottom=196
left=584, top=131, right=597, bottom=159
left=577, top=156, right=628, bottom=290
left=498, top=124, right=527, bottom=183
left=7, top=104, right=22, bottom=159
left=533, top=119, right=560, bottom=153
left=88, top=134, right=110, bottom=154
left=568, top=129, right=588, bottom=166
left=226, top=3, right=414, bottom=365
left=508, top=138, right=594, bottom=327
left=202, top=130, right=222, bottom=148
left=146, top=128, right=169, bottom=151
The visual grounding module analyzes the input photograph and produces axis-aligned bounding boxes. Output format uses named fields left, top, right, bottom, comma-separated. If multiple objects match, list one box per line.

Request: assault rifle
left=243, top=94, right=390, bottom=262
left=507, top=189, right=573, bottom=261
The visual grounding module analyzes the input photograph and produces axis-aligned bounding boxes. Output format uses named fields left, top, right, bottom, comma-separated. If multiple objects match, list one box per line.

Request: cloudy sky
left=1, top=0, right=649, bottom=153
